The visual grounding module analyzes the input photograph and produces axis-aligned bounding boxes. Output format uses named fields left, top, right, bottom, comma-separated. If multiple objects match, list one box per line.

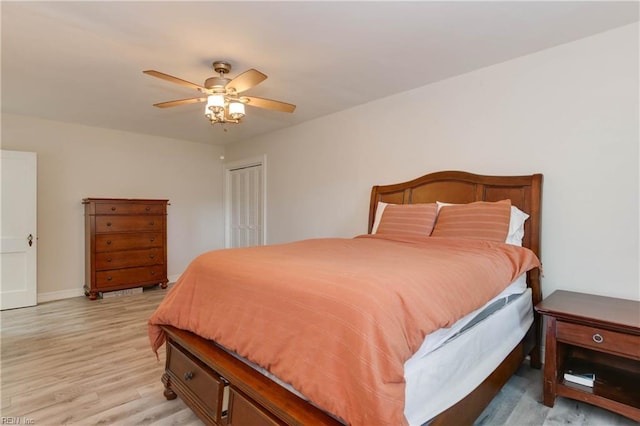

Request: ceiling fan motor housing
left=204, top=76, right=230, bottom=92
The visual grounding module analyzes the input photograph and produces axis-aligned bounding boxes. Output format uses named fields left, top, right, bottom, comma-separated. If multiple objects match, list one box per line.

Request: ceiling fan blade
left=242, top=96, right=296, bottom=113
left=226, top=69, right=267, bottom=93
left=143, top=70, right=205, bottom=91
left=153, top=97, right=207, bottom=108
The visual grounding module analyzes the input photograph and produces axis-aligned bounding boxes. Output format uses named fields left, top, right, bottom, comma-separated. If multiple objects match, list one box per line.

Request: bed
left=148, top=170, right=543, bottom=426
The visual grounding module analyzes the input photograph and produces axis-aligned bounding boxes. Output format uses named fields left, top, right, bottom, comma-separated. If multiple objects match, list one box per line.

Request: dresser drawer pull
left=111, top=207, right=116, bottom=211
left=592, top=333, right=604, bottom=344
left=145, top=207, right=151, bottom=211
left=184, top=371, right=194, bottom=381
left=106, top=240, right=112, bottom=245
left=107, top=276, right=112, bottom=281
left=149, top=221, right=155, bottom=226
left=149, top=254, right=155, bottom=259
left=149, top=238, right=155, bottom=242
left=106, top=222, right=112, bottom=227
left=107, top=258, right=112, bottom=263
left=150, top=271, right=156, bottom=275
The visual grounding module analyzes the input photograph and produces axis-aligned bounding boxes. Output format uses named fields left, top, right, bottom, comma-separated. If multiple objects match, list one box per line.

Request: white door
left=225, top=158, right=265, bottom=248
left=1, top=150, right=37, bottom=310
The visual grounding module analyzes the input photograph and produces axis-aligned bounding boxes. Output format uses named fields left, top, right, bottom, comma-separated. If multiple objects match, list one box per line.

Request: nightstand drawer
left=557, top=321, right=640, bottom=360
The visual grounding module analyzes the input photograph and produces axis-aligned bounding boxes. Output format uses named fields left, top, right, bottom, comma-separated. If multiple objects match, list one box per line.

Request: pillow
left=505, top=205, right=529, bottom=246
left=371, top=201, right=389, bottom=233
left=374, top=203, right=438, bottom=238
left=431, top=200, right=511, bottom=242
left=436, top=201, right=529, bottom=246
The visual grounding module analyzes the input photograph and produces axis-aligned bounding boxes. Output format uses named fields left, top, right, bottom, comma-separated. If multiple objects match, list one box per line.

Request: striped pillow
left=376, top=203, right=438, bottom=238
left=431, top=200, right=511, bottom=242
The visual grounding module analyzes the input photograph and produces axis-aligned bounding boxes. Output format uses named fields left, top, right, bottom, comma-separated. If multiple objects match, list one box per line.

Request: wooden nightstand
left=535, top=290, right=640, bottom=421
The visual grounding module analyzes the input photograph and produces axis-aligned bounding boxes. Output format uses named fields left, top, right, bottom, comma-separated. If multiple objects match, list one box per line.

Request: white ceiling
left=2, top=1, right=638, bottom=145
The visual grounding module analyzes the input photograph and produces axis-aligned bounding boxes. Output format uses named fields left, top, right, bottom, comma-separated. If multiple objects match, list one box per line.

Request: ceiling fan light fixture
left=229, top=102, right=245, bottom=120
left=206, top=94, right=225, bottom=109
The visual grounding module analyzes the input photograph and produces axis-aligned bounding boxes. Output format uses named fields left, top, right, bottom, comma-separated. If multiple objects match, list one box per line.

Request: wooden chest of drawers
left=83, top=198, right=169, bottom=299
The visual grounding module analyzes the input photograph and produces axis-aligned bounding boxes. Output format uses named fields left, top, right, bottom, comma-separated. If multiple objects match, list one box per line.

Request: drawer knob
left=184, top=371, right=194, bottom=381
left=107, top=258, right=112, bottom=263
left=149, top=254, right=155, bottom=259
left=592, top=333, right=604, bottom=344
left=111, top=207, right=116, bottom=211
left=149, top=238, right=155, bottom=242
left=107, top=276, right=112, bottom=281
left=106, top=240, right=112, bottom=245
left=106, top=222, right=112, bottom=227
left=150, top=221, right=155, bottom=226
left=150, top=271, right=156, bottom=275
left=145, top=207, right=151, bottom=211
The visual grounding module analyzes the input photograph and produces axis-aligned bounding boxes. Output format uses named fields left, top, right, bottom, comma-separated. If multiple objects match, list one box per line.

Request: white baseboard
left=37, top=273, right=182, bottom=304
left=38, top=288, right=85, bottom=303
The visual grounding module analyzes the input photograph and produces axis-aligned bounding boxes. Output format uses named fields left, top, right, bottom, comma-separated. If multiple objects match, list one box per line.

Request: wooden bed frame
left=160, top=170, right=543, bottom=426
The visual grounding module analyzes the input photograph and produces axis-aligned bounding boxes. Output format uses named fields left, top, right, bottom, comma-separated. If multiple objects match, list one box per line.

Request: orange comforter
left=148, top=235, right=540, bottom=425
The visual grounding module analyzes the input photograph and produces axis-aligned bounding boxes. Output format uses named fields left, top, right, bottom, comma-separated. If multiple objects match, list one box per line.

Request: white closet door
left=229, top=164, right=263, bottom=248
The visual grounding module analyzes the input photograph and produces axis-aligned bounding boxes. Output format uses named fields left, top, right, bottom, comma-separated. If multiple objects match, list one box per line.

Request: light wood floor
left=1, top=287, right=637, bottom=426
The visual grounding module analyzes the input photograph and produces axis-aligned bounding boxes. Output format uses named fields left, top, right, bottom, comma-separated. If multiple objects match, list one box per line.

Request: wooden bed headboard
left=369, top=170, right=543, bottom=305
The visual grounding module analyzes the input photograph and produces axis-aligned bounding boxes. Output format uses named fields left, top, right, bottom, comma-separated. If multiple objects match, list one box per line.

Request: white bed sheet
left=413, top=274, right=527, bottom=359
left=404, top=287, right=533, bottom=425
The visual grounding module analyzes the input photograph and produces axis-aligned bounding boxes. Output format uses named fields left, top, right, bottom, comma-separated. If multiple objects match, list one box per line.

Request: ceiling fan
left=143, top=61, right=296, bottom=125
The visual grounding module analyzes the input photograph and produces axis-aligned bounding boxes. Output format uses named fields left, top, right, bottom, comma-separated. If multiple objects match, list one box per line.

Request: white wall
left=224, top=23, right=639, bottom=301
left=1, top=114, right=225, bottom=301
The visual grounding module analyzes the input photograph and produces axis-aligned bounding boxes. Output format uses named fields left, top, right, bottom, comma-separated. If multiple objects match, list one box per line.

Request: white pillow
left=436, top=201, right=529, bottom=246
left=371, top=201, right=388, bottom=233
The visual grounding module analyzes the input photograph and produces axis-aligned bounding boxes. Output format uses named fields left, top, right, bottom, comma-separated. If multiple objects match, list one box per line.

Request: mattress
left=406, top=287, right=533, bottom=425
left=221, top=277, right=532, bottom=425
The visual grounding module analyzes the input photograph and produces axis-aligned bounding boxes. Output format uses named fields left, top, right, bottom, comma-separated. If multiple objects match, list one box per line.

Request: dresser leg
left=161, top=282, right=168, bottom=289
left=85, top=289, right=98, bottom=300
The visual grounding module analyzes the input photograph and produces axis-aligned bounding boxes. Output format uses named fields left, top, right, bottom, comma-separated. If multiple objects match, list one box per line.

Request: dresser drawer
left=96, top=216, right=164, bottom=233
left=95, top=265, right=165, bottom=289
left=168, top=343, right=226, bottom=423
left=557, top=321, right=640, bottom=360
left=95, top=248, right=163, bottom=270
left=95, top=233, right=162, bottom=252
left=95, top=203, right=165, bottom=215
